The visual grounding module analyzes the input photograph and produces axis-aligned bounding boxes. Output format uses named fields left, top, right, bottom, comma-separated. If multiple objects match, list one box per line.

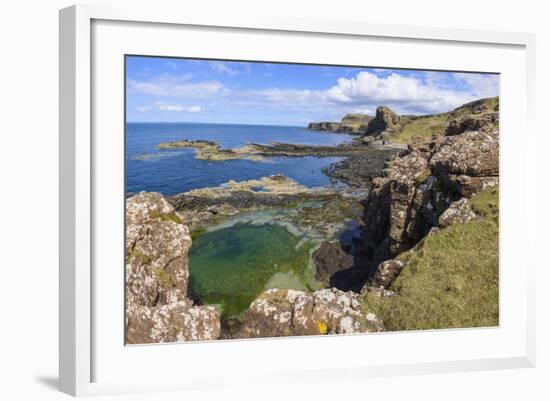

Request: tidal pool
left=188, top=222, right=321, bottom=319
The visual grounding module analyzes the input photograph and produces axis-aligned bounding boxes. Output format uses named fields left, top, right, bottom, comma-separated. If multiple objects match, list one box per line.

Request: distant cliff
left=307, top=113, right=372, bottom=134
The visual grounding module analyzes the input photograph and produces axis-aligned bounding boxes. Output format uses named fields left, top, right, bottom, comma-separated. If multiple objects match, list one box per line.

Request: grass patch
left=391, top=96, right=499, bottom=145
left=393, top=114, right=449, bottom=144
left=362, top=186, right=499, bottom=331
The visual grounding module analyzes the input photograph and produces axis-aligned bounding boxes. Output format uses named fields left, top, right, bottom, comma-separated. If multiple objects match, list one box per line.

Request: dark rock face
left=125, top=192, right=221, bottom=344
left=232, top=288, right=384, bottom=338
left=307, top=122, right=340, bottom=131
left=312, top=242, right=354, bottom=281
left=330, top=103, right=500, bottom=292
left=365, top=106, right=401, bottom=136
left=323, top=148, right=401, bottom=187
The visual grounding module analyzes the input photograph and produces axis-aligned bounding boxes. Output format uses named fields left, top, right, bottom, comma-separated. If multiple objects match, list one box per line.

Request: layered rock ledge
left=125, top=192, right=221, bottom=343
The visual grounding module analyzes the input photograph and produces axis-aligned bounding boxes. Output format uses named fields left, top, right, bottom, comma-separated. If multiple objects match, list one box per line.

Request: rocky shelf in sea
left=167, top=175, right=368, bottom=236
left=157, top=137, right=405, bottom=162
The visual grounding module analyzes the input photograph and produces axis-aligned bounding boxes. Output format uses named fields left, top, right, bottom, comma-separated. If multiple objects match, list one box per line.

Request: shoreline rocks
left=125, top=192, right=221, bottom=343
left=232, top=288, right=384, bottom=338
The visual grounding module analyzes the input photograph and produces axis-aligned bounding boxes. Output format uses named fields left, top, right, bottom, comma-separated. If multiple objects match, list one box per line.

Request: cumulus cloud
left=135, top=105, right=151, bottom=112
left=324, top=71, right=476, bottom=114
left=155, top=101, right=202, bottom=112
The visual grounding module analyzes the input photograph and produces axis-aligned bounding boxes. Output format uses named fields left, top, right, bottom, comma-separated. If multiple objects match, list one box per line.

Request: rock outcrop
left=438, top=198, right=477, bottom=228
left=371, top=259, right=405, bottom=288
left=233, top=288, right=384, bottom=338
left=365, top=106, right=401, bottom=137
left=125, top=192, right=221, bottom=343
left=338, top=114, right=372, bottom=133
left=360, top=105, right=498, bottom=261
left=326, top=100, right=501, bottom=294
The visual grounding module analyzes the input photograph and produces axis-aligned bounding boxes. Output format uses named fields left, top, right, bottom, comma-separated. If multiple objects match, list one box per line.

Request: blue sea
left=125, top=122, right=353, bottom=195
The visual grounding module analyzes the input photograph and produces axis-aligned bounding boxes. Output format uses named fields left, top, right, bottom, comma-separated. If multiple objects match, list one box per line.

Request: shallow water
left=188, top=222, right=321, bottom=318
left=126, top=122, right=352, bottom=195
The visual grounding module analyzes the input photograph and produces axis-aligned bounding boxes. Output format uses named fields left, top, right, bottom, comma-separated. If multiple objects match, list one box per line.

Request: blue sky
left=126, top=56, right=499, bottom=126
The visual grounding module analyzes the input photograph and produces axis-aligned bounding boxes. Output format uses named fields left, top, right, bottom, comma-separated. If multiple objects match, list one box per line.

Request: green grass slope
left=392, top=97, right=499, bottom=144
left=362, top=185, right=499, bottom=331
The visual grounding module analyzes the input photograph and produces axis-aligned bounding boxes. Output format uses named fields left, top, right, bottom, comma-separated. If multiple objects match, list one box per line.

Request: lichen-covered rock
left=445, top=174, right=499, bottom=198
left=233, top=288, right=384, bottom=338
left=360, top=102, right=499, bottom=277
left=125, top=192, right=221, bottom=343
left=430, top=127, right=499, bottom=177
left=126, top=192, right=191, bottom=307
left=126, top=300, right=221, bottom=344
left=372, top=259, right=405, bottom=288
left=445, top=113, right=498, bottom=136
left=438, top=198, right=477, bottom=228
left=362, top=149, right=439, bottom=257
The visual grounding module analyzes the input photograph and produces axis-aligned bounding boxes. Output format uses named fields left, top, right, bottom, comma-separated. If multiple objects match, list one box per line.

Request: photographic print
left=124, top=56, right=499, bottom=344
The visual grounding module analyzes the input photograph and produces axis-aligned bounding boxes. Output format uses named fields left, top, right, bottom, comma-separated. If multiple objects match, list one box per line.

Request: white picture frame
left=59, top=3, right=536, bottom=397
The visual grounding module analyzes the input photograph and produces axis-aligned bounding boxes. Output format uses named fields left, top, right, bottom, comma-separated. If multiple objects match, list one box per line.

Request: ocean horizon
left=125, top=122, right=353, bottom=196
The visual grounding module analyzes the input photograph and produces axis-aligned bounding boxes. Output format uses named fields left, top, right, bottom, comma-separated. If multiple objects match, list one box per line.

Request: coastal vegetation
left=362, top=186, right=499, bottom=330
left=125, top=96, right=500, bottom=343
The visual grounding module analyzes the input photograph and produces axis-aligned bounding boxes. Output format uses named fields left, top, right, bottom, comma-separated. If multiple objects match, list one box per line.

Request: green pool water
left=188, top=222, right=320, bottom=319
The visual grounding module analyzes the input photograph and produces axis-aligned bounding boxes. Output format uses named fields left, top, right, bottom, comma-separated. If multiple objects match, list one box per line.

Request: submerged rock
left=125, top=192, right=221, bottom=343
left=233, top=288, right=384, bottom=338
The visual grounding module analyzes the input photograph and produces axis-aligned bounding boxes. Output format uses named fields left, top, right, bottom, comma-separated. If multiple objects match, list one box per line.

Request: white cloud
left=208, top=61, right=251, bottom=76
left=128, top=74, right=224, bottom=98
left=453, top=73, right=500, bottom=98
left=323, top=71, right=479, bottom=114
left=128, top=69, right=498, bottom=121
left=135, top=105, right=151, bottom=112
left=230, top=71, right=478, bottom=116
left=155, top=101, right=202, bottom=113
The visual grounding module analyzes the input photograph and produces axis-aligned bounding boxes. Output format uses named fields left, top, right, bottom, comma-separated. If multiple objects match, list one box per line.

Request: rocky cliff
left=307, top=121, right=341, bottom=131
left=361, top=101, right=499, bottom=264
left=125, top=192, right=221, bottom=343
left=307, top=113, right=371, bottom=134
left=326, top=98, right=499, bottom=294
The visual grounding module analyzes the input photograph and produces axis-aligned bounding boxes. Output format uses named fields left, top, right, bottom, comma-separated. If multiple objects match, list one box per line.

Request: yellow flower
left=316, top=320, right=328, bottom=334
